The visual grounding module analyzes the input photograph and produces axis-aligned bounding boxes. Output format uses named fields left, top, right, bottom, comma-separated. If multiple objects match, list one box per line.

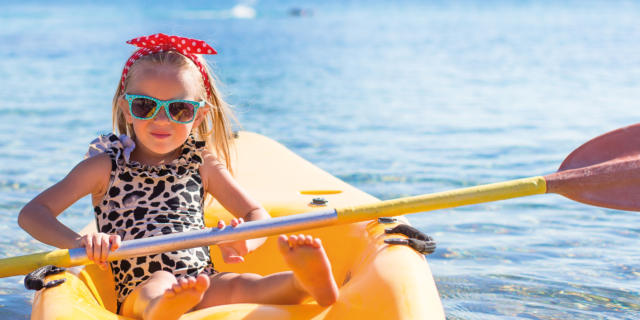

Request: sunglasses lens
left=168, top=102, right=195, bottom=122
left=131, top=98, right=158, bottom=119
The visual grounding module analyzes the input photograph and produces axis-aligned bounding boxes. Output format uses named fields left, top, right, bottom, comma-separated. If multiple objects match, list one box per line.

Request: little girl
left=18, top=33, right=339, bottom=320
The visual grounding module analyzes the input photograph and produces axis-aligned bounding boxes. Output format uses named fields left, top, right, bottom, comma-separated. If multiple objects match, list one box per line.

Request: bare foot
left=277, top=234, right=339, bottom=306
left=143, top=274, right=210, bottom=320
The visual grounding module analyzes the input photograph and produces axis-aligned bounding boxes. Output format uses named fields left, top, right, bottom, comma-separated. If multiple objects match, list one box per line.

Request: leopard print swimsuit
left=86, top=133, right=215, bottom=306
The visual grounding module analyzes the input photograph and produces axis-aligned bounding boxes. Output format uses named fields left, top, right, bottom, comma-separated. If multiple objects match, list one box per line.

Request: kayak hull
left=31, top=131, right=444, bottom=319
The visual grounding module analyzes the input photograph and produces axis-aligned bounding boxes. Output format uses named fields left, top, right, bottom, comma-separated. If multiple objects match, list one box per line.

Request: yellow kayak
left=31, top=131, right=444, bottom=319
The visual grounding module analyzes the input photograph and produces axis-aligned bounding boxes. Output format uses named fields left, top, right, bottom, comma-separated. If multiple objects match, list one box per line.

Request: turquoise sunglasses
left=124, top=94, right=205, bottom=124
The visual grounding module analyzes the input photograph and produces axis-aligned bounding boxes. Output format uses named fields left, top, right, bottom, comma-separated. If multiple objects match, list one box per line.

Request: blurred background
left=1, top=0, right=639, bottom=319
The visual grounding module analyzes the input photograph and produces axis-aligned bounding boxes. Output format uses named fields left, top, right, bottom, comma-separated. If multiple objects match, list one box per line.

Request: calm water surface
left=1, top=1, right=639, bottom=319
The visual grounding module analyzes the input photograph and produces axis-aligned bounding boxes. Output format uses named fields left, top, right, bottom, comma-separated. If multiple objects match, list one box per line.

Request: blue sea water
left=1, top=0, right=640, bottom=319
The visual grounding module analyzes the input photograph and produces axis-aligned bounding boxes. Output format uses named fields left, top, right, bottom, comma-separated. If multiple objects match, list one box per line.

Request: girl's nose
left=153, top=105, right=171, bottom=123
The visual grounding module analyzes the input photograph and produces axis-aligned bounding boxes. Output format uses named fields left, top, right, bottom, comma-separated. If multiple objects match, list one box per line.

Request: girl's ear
left=193, top=105, right=210, bottom=128
left=119, top=97, right=133, bottom=124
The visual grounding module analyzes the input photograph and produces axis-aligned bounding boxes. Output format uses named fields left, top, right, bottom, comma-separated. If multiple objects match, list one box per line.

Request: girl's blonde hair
left=112, top=51, right=236, bottom=174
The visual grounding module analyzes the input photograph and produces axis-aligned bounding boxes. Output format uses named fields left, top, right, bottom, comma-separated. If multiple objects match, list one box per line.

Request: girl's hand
left=217, top=218, right=249, bottom=264
left=76, top=233, right=121, bottom=270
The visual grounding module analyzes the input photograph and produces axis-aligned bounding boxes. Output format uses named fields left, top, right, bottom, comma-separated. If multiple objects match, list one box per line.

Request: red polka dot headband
left=120, top=33, right=217, bottom=99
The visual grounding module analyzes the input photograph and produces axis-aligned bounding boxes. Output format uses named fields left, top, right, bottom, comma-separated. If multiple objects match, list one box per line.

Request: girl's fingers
left=220, top=245, right=245, bottom=264
left=232, top=242, right=248, bottom=257
left=84, top=235, right=94, bottom=261
left=110, top=235, right=121, bottom=251
left=219, top=218, right=246, bottom=229
left=227, top=256, right=244, bottom=263
left=222, top=252, right=244, bottom=264
left=230, top=218, right=245, bottom=228
left=81, top=233, right=118, bottom=265
left=100, top=237, right=109, bottom=263
left=93, top=234, right=103, bottom=264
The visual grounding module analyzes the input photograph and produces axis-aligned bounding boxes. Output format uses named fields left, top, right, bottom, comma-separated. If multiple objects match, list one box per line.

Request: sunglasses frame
left=124, top=94, right=205, bottom=124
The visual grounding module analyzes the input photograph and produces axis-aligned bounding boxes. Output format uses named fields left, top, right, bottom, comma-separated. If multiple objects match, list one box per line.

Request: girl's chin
left=141, top=139, right=182, bottom=156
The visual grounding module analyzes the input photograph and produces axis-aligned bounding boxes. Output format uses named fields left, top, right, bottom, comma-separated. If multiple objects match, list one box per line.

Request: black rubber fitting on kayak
left=385, top=224, right=436, bottom=255
left=24, top=265, right=67, bottom=291
left=378, top=217, right=398, bottom=224
left=385, top=224, right=431, bottom=241
left=310, top=197, right=328, bottom=206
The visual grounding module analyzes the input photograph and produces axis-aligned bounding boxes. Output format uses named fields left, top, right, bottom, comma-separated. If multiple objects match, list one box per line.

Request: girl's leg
left=120, top=270, right=210, bottom=320
left=196, top=234, right=339, bottom=308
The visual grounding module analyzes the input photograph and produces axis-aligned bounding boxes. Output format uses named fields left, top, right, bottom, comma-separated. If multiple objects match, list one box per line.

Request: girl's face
left=119, top=63, right=207, bottom=161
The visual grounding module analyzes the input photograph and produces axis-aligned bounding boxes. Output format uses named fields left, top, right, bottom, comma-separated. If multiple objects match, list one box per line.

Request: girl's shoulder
left=66, top=151, right=112, bottom=198
left=199, top=148, right=226, bottom=172
left=77, top=152, right=112, bottom=179
left=199, top=148, right=231, bottom=192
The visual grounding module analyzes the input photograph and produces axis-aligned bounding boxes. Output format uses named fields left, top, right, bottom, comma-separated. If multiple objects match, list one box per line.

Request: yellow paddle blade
left=336, top=176, right=547, bottom=223
left=0, top=249, right=70, bottom=278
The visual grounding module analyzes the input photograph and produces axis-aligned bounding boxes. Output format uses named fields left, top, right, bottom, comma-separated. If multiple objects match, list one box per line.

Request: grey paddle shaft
left=68, top=209, right=338, bottom=265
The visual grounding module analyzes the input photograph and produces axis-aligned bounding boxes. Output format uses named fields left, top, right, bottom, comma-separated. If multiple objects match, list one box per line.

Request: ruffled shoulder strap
left=180, top=135, right=207, bottom=165
left=85, top=133, right=136, bottom=163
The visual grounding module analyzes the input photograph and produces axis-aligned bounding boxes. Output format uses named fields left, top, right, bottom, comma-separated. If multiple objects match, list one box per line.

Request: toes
left=282, top=235, right=323, bottom=249
left=278, top=235, right=291, bottom=252
left=175, top=277, right=190, bottom=292
left=186, top=277, right=196, bottom=288
left=288, top=235, right=299, bottom=247
left=280, top=235, right=322, bottom=249
left=312, top=237, right=322, bottom=248
left=195, top=274, right=211, bottom=291
left=168, top=276, right=209, bottom=296
left=304, top=235, right=314, bottom=245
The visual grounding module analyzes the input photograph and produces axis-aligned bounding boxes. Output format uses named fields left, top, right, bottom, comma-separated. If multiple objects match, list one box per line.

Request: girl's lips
left=151, top=132, right=171, bottom=139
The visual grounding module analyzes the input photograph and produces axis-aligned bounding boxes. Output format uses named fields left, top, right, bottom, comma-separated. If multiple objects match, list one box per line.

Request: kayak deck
left=32, top=131, right=444, bottom=319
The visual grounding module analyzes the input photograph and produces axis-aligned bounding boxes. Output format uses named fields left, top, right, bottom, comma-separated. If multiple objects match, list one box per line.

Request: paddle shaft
left=0, top=176, right=547, bottom=278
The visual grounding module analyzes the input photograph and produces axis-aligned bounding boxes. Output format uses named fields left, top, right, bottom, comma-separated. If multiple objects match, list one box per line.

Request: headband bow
left=127, top=33, right=217, bottom=55
left=120, top=33, right=217, bottom=99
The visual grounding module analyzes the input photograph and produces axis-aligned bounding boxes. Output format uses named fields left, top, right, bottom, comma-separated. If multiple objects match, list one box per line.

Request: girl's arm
left=18, top=153, right=118, bottom=268
left=200, top=150, right=270, bottom=259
